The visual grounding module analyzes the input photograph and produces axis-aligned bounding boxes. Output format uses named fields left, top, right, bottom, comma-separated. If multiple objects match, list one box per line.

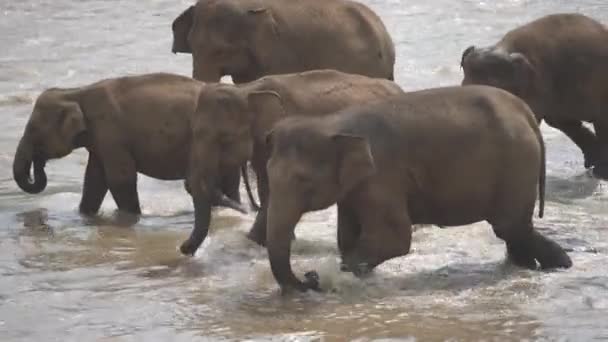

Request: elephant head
left=460, top=46, right=537, bottom=101
left=171, top=1, right=279, bottom=83
left=13, top=89, right=86, bottom=194
left=264, top=118, right=375, bottom=292
left=180, top=84, right=286, bottom=255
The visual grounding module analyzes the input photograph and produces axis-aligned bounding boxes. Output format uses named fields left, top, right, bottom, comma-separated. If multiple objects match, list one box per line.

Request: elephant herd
left=12, top=0, right=608, bottom=293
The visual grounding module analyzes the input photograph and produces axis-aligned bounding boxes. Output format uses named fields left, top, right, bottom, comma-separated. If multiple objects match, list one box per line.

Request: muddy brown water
left=1, top=0, right=607, bottom=340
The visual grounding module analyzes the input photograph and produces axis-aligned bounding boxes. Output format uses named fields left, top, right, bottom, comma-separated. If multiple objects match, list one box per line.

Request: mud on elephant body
left=460, top=13, right=608, bottom=178
left=13, top=73, right=245, bottom=221
left=264, top=85, right=572, bottom=292
left=172, top=0, right=395, bottom=83
left=179, top=69, right=404, bottom=256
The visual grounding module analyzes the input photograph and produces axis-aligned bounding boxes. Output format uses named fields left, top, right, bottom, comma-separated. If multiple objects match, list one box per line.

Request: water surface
left=1, top=0, right=607, bottom=340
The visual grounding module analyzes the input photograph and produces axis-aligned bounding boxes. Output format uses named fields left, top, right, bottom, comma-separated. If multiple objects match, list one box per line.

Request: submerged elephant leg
left=220, top=165, right=241, bottom=204
left=247, top=161, right=295, bottom=246
left=591, top=121, right=608, bottom=179
left=103, top=152, right=141, bottom=215
left=342, top=205, right=412, bottom=276
left=553, top=121, right=598, bottom=168
left=491, top=218, right=572, bottom=270
left=79, top=153, right=108, bottom=215
left=337, top=205, right=361, bottom=260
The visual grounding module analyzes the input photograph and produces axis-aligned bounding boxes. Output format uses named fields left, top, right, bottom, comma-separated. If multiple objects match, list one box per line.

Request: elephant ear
left=248, top=91, right=286, bottom=143
left=172, top=5, right=194, bottom=53
left=460, top=45, right=476, bottom=68
left=332, top=134, right=375, bottom=194
left=246, top=7, right=280, bottom=64
left=509, top=52, right=536, bottom=94
left=60, top=102, right=86, bottom=146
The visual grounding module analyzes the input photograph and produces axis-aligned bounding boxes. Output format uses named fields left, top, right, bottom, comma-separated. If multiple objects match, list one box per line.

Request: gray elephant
left=460, top=13, right=608, bottom=178
left=179, top=69, right=404, bottom=256
left=263, top=85, right=572, bottom=292
left=171, top=0, right=395, bottom=83
left=13, top=73, right=243, bottom=217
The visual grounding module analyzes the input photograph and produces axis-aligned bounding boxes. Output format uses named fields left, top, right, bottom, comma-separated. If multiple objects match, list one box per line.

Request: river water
left=1, top=0, right=607, bottom=340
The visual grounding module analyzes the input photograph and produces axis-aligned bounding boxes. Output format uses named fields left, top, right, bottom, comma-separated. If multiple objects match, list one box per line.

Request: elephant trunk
left=180, top=193, right=212, bottom=256
left=13, top=136, right=47, bottom=194
left=266, top=197, right=311, bottom=292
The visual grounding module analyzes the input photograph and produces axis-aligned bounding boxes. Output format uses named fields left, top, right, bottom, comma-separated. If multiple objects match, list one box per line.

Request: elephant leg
left=220, top=165, right=241, bottom=204
left=337, top=205, right=361, bottom=259
left=247, top=156, right=296, bottom=246
left=491, top=217, right=572, bottom=270
left=79, top=153, right=108, bottom=215
left=552, top=121, right=598, bottom=168
left=591, top=121, right=608, bottom=179
left=103, top=152, right=141, bottom=215
left=341, top=206, right=412, bottom=276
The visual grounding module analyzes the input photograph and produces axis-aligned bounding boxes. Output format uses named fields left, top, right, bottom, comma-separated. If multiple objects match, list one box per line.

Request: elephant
left=263, top=85, right=573, bottom=292
left=171, top=0, right=395, bottom=83
left=178, top=69, right=404, bottom=256
left=460, top=13, right=608, bottom=178
left=13, top=73, right=245, bottom=217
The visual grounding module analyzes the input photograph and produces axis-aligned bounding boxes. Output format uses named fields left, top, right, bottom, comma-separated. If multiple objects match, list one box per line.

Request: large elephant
left=263, top=85, right=573, bottom=292
left=13, top=73, right=244, bottom=217
left=179, top=69, right=403, bottom=256
left=171, top=0, right=395, bottom=83
left=460, top=13, right=608, bottom=178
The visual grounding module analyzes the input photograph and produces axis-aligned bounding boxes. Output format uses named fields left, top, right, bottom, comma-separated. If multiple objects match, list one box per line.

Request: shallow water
left=1, top=0, right=608, bottom=340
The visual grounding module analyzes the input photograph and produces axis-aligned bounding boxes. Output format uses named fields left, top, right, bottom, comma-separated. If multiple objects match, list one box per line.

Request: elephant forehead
left=472, top=48, right=512, bottom=67
left=273, top=128, right=332, bottom=159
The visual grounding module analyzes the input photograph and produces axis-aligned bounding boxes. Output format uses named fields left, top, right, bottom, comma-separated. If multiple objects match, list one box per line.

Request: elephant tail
left=538, top=131, right=546, bottom=218
left=242, top=163, right=261, bottom=211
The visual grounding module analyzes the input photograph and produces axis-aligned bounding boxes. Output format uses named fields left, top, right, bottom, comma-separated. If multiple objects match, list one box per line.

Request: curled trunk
left=13, top=136, right=47, bottom=194
left=180, top=194, right=212, bottom=256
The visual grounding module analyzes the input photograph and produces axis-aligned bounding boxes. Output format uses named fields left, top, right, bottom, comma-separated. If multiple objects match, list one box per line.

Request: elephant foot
left=303, top=271, right=322, bottom=291
left=592, top=162, right=608, bottom=180
left=531, top=231, right=572, bottom=269
left=506, top=239, right=537, bottom=270
left=506, top=231, right=572, bottom=270
left=179, top=239, right=200, bottom=256
left=280, top=271, right=321, bottom=294
left=340, top=251, right=376, bottom=277
left=340, top=261, right=374, bottom=277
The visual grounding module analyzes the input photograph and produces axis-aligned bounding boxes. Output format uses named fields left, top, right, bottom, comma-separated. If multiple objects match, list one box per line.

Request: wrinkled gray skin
left=171, top=0, right=395, bottom=83
left=13, top=73, right=245, bottom=224
left=179, top=69, right=404, bottom=256
left=461, top=13, right=608, bottom=178
left=265, top=85, right=572, bottom=293
left=172, top=0, right=395, bottom=203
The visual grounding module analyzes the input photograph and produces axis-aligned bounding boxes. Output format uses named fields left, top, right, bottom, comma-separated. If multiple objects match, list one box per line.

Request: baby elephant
left=180, top=69, right=404, bottom=256
left=13, top=73, right=243, bottom=216
left=265, top=85, right=573, bottom=292
left=461, top=13, right=608, bottom=178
